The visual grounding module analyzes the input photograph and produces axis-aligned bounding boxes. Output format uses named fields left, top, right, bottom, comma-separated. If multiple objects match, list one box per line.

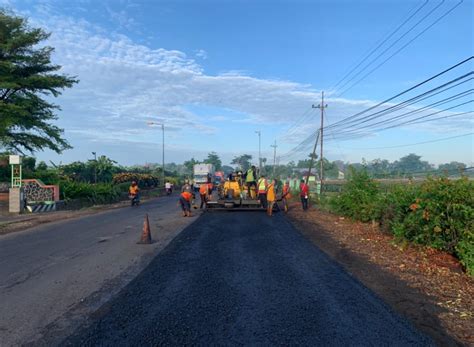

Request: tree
left=222, top=165, right=234, bottom=176
left=0, top=10, right=77, bottom=153
left=183, top=158, right=199, bottom=175
left=93, top=155, right=118, bottom=182
left=204, top=152, right=222, bottom=171
left=392, top=153, right=432, bottom=175
left=438, top=161, right=467, bottom=175
left=231, top=154, right=252, bottom=171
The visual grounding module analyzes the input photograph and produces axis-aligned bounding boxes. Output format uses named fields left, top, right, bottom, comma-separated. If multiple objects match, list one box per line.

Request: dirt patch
left=287, top=205, right=473, bottom=346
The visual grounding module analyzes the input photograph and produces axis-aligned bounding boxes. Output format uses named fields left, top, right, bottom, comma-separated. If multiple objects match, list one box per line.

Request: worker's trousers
left=258, top=193, right=267, bottom=209
left=179, top=197, right=191, bottom=212
left=200, top=194, right=207, bottom=209
left=301, top=196, right=308, bottom=210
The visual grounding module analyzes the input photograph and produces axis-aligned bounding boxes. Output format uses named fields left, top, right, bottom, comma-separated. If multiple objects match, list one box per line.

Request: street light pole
left=92, top=152, right=97, bottom=184
left=161, top=123, right=165, bottom=188
left=255, top=130, right=261, bottom=173
left=271, top=140, right=277, bottom=178
left=147, top=122, right=165, bottom=188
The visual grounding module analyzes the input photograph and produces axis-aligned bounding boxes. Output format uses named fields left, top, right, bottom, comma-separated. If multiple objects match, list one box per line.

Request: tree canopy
left=204, top=152, right=222, bottom=171
left=0, top=10, right=77, bottom=153
left=231, top=154, right=252, bottom=171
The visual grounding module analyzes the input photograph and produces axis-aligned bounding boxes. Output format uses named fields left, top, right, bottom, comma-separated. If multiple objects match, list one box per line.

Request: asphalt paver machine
left=205, top=174, right=267, bottom=211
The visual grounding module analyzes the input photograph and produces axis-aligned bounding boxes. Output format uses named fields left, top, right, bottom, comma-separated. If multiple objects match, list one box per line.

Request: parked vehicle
left=193, top=164, right=215, bottom=192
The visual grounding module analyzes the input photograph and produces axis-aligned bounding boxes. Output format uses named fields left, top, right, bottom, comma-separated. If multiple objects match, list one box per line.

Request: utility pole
left=255, top=130, right=261, bottom=173
left=305, top=130, right=320, bottom=185
left=312, top=91, right=328, bottom=184
left=271, top=140, right=277, bottom=178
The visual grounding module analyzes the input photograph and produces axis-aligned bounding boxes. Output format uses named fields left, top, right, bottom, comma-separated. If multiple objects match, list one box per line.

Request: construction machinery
left=205, top=172, right=269, bottom=211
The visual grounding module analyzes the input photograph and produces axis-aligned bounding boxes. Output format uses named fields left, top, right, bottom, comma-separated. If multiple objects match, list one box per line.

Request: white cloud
left=194, top=49, right=208, bottom=60
left=7, top=7, right=470, bottom=165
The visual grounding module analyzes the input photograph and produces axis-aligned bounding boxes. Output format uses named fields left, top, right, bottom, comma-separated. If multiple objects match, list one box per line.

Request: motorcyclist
left=129, top=181, right=140, bottom=205
left=165, top=181, right=172, bottom=196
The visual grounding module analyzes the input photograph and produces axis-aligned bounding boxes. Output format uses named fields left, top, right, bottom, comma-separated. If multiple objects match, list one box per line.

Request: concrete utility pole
left=255, top=130, right=262, bottom=173
left=305, top=130, right=320, bottom=185
left=271, top=140, right=277, bottom=178
left=312, top=91, right=328, bottom=184
left=147, top=122, right=165, bottom=188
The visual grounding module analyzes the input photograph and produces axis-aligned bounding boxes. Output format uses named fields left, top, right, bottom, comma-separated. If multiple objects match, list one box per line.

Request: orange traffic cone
left=137, top=214, right=152, bottom=244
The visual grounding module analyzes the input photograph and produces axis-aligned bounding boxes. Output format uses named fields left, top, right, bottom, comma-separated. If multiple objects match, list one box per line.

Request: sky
left=1, top=0, right=473, bottom=167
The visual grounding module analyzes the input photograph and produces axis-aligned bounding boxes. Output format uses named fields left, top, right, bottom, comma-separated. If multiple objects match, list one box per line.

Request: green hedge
left=329, top=169, right=474, bottom=275
left=60, top=181, right=122, bottom=204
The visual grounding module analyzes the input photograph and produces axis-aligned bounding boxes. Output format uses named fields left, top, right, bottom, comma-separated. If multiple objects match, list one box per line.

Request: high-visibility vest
left=246, top=168, right=255, bottom=182
left=258, top=178, right=267, bottom=192
left=199, top=184, right=207, bottom=195
left=181, top=191, right=192, bottom=201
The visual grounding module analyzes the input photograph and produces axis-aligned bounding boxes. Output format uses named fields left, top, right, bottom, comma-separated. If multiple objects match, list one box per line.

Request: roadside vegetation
left=325, top=168, right=473, bottom=275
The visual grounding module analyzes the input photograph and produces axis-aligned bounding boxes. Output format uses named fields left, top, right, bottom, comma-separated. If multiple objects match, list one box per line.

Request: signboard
left=9, top=155, right=21, bottom=165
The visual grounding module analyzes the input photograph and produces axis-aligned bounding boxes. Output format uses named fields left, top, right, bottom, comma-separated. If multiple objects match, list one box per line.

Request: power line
left=329, top=73, right=473, bottom=133
left=325, top=56, right=473, bottom=131
left=337, top=0, right=465, bottom=97
left=332, top=89, right=473, bottom=137
left=334, top=0, right=445, bottom=95
left=336, top=132, right=473, bottom=150
left=331, top=0, right=429, bottom=91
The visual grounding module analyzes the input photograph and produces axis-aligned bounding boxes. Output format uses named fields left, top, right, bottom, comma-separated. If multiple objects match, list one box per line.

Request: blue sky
left=1, top=0, right=473, bottom=166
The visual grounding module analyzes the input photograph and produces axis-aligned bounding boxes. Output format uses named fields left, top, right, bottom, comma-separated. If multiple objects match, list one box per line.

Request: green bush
left=60, top=181, right=121, bottom=204
left=393, top=177, right=474, bottom=272
left=330, top=167, right=381, bottom=222
left=379, top=184, right=418, bottom=232
left=328, top=172, right=474, bottom=274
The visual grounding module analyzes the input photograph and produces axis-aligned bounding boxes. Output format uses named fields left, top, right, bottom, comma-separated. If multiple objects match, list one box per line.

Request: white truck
left=193, top=163, right=215, bottom=190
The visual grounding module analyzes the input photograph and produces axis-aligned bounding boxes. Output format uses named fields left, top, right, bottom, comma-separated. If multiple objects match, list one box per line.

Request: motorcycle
left=129, top=194, right=140, bottom=206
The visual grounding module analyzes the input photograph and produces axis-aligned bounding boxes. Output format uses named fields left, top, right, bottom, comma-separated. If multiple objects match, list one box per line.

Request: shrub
left=379, top=183, right=418, bottom=232
left=330, top=167, right=381, bottom=222
left=112, top=173, right=159, bottom=187
left=328, top=173, right=474, bottom=274
left=394, top=177, right=474, bottom=272
left=60, top=181, right=121, bottom=204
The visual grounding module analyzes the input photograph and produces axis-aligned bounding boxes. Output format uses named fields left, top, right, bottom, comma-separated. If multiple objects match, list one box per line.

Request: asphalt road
left=63, top=211, right=433, bottom=346
left=0, top=195, right=198, bottom=346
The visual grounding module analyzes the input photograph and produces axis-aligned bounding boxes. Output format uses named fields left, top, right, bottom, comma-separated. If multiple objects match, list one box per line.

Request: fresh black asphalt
left=62, top=212, right=433, bottom=346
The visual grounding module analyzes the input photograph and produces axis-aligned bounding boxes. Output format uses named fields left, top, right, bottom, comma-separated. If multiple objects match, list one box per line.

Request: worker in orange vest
left=180, top=191, right=193, bottom=217
left=199, top=182, right=209, bottom=209
left=282, top=180, right=291, bottom=213
left=266, top=179, right=276, bottom=216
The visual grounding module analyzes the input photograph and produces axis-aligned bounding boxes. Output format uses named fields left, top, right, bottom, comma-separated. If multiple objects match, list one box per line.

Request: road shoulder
left=287, top=206, right=473, bottom=346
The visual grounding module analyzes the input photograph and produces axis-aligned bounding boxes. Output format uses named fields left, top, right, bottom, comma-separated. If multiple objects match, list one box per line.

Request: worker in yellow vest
left=257, top=175, right=268, bottom=209
left=245, top=165, right=257, bottom=199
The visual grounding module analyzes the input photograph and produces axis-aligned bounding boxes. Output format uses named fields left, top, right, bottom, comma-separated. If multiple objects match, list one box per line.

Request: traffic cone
left=137, top=214, right=152, bottom=244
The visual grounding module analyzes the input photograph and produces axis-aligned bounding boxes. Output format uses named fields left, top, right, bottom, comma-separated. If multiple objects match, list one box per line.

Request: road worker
left=179, top=190, right=193, bottom=217
left=245, top=165, right=257, bottom=199
left=300, top=179, right=309, bottom=211
left=199, top=183, right=208, bottom=209
left=128, top=181, right=140, bottom=205
left=282, top=180, right=291, bottom=213
left=181, top=179, right=193, bottom=193
left=257, top=175, right=268, bottom=209
left=266, top=179, right=276, bottom=216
